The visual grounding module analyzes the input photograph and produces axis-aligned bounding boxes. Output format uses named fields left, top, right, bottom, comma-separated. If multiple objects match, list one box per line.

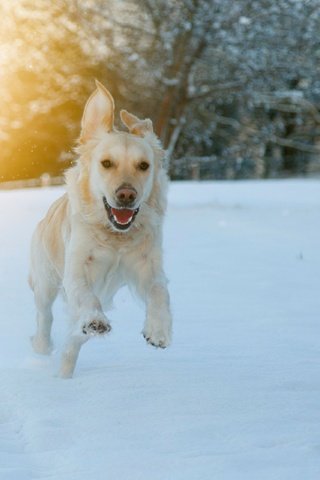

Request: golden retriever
left=29, top=81, right=172, bottom=378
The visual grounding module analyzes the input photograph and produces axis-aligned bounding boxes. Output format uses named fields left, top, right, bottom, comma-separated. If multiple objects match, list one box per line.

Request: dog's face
left=79, top=81, right=157, bottom=232
left=90, top=131, right=155, bottom=231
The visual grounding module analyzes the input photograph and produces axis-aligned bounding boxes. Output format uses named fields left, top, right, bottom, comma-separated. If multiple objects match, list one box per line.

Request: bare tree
left=1, top=0, right=320, bottom=181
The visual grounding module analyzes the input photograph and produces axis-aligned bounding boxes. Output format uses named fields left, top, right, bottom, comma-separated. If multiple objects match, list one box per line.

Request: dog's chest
left=84, top=246, right=122, bottom=299
left=83, top=226, right=154, bottom=304
left=84, top=243, right=143, bottom=304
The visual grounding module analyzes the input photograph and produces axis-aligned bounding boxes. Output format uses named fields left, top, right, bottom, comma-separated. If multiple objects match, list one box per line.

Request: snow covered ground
left=0, top=179, right=319, bottom=480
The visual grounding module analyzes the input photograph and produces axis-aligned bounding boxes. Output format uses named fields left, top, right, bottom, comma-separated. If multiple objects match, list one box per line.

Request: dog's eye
left=139, top=161, right=149, bottom=171
left=101, top=159, right=113, bottom=169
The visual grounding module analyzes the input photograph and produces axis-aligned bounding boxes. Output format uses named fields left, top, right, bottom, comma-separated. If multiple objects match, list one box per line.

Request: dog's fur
left=29, top=81, right=172, bottom=378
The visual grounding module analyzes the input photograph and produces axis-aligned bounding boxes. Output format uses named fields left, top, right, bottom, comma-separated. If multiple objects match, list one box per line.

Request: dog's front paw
left=82, top=319, right=111, bottom=336
left=142, top=327, right=171, bottom=349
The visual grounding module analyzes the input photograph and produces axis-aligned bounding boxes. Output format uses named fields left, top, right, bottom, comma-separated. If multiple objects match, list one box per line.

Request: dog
left=29, top=80, right=172, bottom=378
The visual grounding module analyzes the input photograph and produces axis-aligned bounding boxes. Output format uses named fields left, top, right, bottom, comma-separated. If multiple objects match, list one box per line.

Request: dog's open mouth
left=103, top=196, right=139, bottom=231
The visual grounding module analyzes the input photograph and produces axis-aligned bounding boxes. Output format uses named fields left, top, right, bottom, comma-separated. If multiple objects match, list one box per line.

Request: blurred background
left=0, top=0, right=320, bottom=184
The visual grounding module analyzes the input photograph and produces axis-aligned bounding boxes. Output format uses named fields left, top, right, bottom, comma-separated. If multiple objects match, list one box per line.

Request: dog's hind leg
left=29, top=220, right=62, bottom=355
left=30, top=272, right=59, bottom=355
left=59, top=317, right=112, bottom=378
left=59, top=334, right=88, bottom=379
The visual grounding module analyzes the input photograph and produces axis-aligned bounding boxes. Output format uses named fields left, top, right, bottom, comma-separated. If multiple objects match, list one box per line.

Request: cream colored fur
left=29, top=81, right=172, bottom=378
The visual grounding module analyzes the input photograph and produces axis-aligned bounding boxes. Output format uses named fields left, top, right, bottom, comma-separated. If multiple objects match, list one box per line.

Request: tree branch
left=270, top=135, right=320, bottom=154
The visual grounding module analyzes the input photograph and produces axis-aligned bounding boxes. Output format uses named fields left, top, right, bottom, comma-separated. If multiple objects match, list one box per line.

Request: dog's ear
left=120, top=109, right=153, bottom=137
left=80, top=80, right=114, bottom=142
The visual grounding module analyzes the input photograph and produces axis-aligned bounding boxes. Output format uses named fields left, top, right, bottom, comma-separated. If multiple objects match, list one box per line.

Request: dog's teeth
left=113, top=214, right=133, bottom=225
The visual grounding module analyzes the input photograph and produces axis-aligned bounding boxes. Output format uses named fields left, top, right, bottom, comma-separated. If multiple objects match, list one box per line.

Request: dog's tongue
left=111, top=208, right=134, bottom=225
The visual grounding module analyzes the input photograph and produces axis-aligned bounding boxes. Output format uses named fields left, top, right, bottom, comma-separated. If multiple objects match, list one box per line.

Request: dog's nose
left=116, top=185, right=137, bottom=206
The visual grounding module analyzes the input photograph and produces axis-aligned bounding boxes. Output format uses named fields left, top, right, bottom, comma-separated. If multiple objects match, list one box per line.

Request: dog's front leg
left=137, top=254, right=172, bottom=348
left=60, top=234, right=111, bottom=378
left=143, top=280, right=172, bottom=348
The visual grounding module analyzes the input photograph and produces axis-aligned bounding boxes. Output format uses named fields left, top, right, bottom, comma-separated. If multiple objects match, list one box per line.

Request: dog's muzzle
left=103, top=196, right=139, bottom=231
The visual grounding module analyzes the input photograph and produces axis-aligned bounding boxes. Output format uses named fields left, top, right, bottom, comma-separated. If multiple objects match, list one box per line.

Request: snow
left=0, top=179, right=320, bottom=480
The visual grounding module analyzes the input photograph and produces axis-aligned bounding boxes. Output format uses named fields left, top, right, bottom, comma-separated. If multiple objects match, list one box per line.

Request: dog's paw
left=142, top=328, right=171, bottom=349
left=82, top=319, right=111, bottom=336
